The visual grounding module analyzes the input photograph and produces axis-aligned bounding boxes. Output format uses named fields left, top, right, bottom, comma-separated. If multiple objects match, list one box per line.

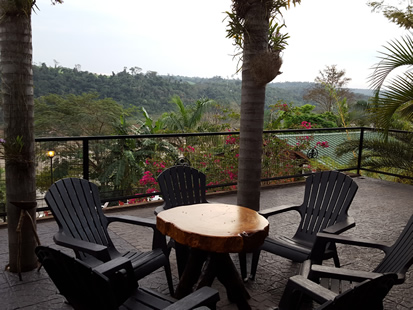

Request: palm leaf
left=369, top=35, right=413, bottom=91
left=374, top=72, right=413, bottom=128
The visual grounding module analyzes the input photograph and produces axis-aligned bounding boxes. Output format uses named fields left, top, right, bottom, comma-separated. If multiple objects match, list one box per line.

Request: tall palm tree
left=369, top=35, right=413, bottom=131
left=228, top=0, right=301, bottom=210
left=1, top=0, right=37, bottom=273
left=0, top=0, right=63, bottom=274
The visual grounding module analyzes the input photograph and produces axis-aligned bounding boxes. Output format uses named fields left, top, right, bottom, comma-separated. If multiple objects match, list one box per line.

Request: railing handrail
left=34, top=126, right=412, bottom=142
left=0, top=126, right=405, bottom=220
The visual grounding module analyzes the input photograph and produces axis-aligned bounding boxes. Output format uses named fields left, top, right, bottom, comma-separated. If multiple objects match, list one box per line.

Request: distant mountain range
left=349, top=88, right=374, bottom=97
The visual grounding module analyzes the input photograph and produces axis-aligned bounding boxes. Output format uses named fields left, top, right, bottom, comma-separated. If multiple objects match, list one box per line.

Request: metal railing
left=0, top=126, right=412, bottom=219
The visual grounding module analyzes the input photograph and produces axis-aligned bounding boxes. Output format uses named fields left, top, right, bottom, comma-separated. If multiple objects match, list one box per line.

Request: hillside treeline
left=33, top=63, right=321, bottom=115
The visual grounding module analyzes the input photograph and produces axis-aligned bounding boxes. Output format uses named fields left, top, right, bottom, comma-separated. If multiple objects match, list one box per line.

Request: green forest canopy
left=32, top=63, right=371, bottom=118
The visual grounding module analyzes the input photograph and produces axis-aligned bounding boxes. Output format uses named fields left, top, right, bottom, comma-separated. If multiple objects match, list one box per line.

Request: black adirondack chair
left=243, top=171, right=358, bottom=281
left=35, top=246, right=220, bottom=310
left=156, top=165, right=208, bottom=277
left=44, top=178, right=174, bottom=295
left=305, top=213, right=413, bottom=288
left=277, top=273, right=397, bottom=310
left=155, top=165, right=208, bottom=215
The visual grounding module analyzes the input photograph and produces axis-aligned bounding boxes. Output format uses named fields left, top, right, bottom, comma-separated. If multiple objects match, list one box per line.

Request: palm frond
left=336, top=136, right=413, bottom=176
left=369, top=35, right=413, bottom=91
left=374, top=72, right=413, bottom=128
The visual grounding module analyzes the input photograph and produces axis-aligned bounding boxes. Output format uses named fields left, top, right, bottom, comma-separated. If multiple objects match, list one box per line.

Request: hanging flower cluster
left=316, top=141, right=329, bottom=148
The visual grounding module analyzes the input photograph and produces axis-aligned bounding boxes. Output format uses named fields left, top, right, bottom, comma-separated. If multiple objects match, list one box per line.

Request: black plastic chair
left=35, top=246, right=220, bottom=310
left=243, top=171, right=358, bottom=280
left=156, top=165, right=208, bottom=277
left=306, top=213, right=413, bottom=288
left=155, top=165, right=208, bottom=214
left=45, top=178, right=174, bottom=295
left=277, top=273, right=397, bottom=310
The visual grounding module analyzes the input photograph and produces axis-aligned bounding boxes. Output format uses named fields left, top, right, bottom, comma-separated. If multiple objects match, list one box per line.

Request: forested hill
left=33, top=64, right=370, bottom=115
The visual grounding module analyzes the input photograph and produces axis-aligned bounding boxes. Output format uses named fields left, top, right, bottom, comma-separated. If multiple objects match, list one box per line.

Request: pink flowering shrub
left=128, top=159, right=171, bottom=204
left=129, top=125, right=330, bottom=202
left=316, top=141, right=329, bottom=148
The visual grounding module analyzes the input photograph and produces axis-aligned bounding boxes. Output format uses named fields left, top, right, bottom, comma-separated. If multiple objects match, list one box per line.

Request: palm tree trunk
left=236, top=1, right=269, bottom=211
left=0, top=1, right=38, bottom=272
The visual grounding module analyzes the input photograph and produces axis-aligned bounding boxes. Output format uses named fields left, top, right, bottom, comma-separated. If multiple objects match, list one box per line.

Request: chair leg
left=238, top=252, right=248, bottom=282
left=332, top=251, right=340, bottom=267
left=164, top=261, right=175, bottom=296
left=250, top=249, right=261, bottom=281
left=278, top=278, right=306, bottom=310
left=328, top=243, right=340, bottom=267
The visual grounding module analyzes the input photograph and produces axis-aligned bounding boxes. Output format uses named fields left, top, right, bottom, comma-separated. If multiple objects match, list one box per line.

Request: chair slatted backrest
left=45, top=178, right=115, bottom=259
left=295, top=171, right=358, bottom=242
left=317, top=273, right=397, bottom=310
left=374, top=214, right=413, bottom=278
left=36, top=246, right=136, bottom=310
left=157, top=166, right=207, bottom=210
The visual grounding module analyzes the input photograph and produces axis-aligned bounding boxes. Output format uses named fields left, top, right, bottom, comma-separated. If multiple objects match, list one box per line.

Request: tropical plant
left=163, top=95, right=214, bottom=133
left=137, top=107, right=166, bottom=134
left=335, top=20, right=413, bottom=182
left=98, top=146, right=143, bottom=199
left=282, top=104, right=338, bottom=129
left=336, top=131, right=413, bottom=181
left=369, top=35, right=413, bottom=132
left=347, top=100, right=372, bottom=127
left=97, top=116, right=177, bottom=200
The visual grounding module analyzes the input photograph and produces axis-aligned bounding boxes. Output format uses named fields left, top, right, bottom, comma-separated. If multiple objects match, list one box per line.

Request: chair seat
left=123, top=249, right=169, bottom=279
left=121, top=287, right=176, bottom=309
left=261, top=236, right=312, bottom=263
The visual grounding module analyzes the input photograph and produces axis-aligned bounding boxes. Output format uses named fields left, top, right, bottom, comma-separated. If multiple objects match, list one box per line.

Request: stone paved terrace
left=0, top=176, right=412, bottom=309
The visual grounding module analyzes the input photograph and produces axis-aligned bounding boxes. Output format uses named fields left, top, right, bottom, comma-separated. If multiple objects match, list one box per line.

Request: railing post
left=83, top=138, right=89, bottom=180
left=357, top=127, right=365, bottom=175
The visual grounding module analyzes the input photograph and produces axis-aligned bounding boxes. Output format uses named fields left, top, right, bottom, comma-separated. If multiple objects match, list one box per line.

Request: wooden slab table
left=156, top=203, right=269, bottom=310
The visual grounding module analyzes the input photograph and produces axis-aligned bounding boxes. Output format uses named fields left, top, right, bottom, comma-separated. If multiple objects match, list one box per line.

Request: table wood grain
left=156, top=203, right=269, bottom=253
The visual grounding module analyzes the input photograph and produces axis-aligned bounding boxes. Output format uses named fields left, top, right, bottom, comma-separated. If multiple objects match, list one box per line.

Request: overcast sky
left=32, top=0, right=408, bottom=89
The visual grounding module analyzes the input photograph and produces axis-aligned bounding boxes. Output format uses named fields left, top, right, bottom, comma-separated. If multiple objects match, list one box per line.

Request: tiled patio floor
left=0, top=176, right=412, bottom=309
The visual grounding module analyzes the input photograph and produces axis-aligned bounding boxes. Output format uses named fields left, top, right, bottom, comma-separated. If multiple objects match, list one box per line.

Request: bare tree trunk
left=0, top=1, right=38, bottom=272
left=237, top=1, right=270, bottom=211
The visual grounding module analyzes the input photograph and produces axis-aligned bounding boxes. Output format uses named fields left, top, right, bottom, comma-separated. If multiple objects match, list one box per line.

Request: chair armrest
left=163, top=286, right=220, bottom=310
left=108, top=215, right=167, bottom=251
left=259, top=204, right=300, bottom=219
left=93, top=257, right=132, bottom=276
left=278, top=275, right=337, bottom=309
left=322, top=217, right=355, bottom=234
left=107, top=215, right=156, bottom=229
left=310, top=264, right=383, bottom=282
left=94, top=257, right=138, bottom=301
left=310, top=232, right=391, bottom=264
left=154, top=204, right=166, bottom=215
left=53, top=233, right=111, bottom=262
